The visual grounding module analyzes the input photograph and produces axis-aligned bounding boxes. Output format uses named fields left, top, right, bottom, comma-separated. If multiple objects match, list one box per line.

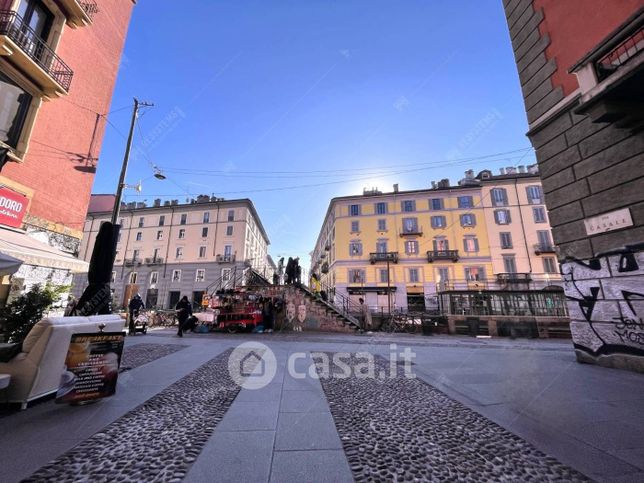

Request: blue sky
left=94, top=0, right=534, bottom=263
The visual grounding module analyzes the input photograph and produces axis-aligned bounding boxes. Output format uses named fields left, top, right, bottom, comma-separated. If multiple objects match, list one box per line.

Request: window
left=533, top=207, right=547, bottom=223
left=460, top=214, right=476, bottom=227
left=433, top=238, right=449, bottom=251
left=172, top=269, right=181, bottom=282
left=401, top=200, right=416, bottom=212
left=537, top=230, right=552, bottom=248
left=526, top=185, right=543, bottom=204
left=176, top=247, right=184, bottom=259
left=222, top=268, right=231, bottom=282
left=463, top=237, right=480, bottom=253
left=409, top=268, right=419, bottom=283
left=129, top=272, right=137, bottom=284
left=226, top=225, right=233, bottom=236
left=375, top=202, right=387, bottom=215
left=158, top=215, right=165, bottom=226
left=150, top=271, right=158, bottom=285
left=180, top=213, right=187, bottom=225
left=202, top=227, right=209, bottom=238
left=156, top=230, right=163, bottom=241
left=431, top=216, right=447, bottom=228
left=178, top=229, right=186, bottom=239
left=377, top=219, right=387, bottom=231
left=349, top=242, right=362, bottom=256
left=351, top=221, right=360, bottom=233
left=458, top=196, right=473, bottom=208
left=503, top=255, right=517, bottom=273
left=500, top=232, right=513, bottom=249
left=199, top=246, right=207, bottom=258
left=132, top=249, right=140, bottom=260
left=195, top=269, right=206, bottom=282
left=138, top=217, right=144, bottom=228
left=543, top=257, right=558, bottom=274
left=464, top=267, right=486, bottom=281
left=17, top=0, right=54, bottom=41
left=0, top=71, right=33, bottom=150
left=136, top=232, right=142, bottom=241
left=348, top=269, right=365, bottom=284
left=153, top=248, right=161, bottom=260
left=437, top=267, right=450, bottom=282
left=376, top=240, right=388, bottom=253
left=494, top=209, right=511, bottom=225
left=379, top=269, right=389, bottom=283
left=110, top=271, right=116, bottom=284
left=349, top=204, right=361, bottom=216
left=224, top=245, right=232, bottom=257
left=405, top=240, right=419, bottom=255
left=430, top=198, right=443, bottom=210
left=491, top=188, right=508, bottom=206
left=402, top=217, right=418, bottom=234
left=203, top=212, right=210, bottom=223
left=227, top=210, right=234, bottom=221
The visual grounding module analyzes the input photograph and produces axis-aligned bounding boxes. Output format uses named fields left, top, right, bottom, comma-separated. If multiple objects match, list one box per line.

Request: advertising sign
left=56, top=332, right=125, bottom=404
left=0, top=186, right=28, bottom=228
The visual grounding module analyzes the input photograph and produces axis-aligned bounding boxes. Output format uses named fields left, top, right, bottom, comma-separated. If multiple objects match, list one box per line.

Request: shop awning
left=0, top=250, right=22, bottom=277
left=0, top=228, right=89, bottom=273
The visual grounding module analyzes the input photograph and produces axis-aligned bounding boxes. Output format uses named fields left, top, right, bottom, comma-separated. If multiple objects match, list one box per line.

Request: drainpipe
left=514, top=179, right=533, bottom=274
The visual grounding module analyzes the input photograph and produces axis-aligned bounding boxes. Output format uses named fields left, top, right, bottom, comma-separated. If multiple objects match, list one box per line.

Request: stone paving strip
left=119, top=343, right=187, bottom=372
left=312, top=352, right=590, bottom=482
left=22, top=347, right=254, bottom=483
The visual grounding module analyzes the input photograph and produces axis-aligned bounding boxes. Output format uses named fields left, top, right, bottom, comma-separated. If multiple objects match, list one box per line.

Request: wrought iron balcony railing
left=369, top=252, right=399, bottom=264
left=595, top=20, right=643, bottom=81
left=534, top=243, right=556, bottom=255
left=81, top=1, right=99, bottom=21
left=0, top=11, right=73, bottom=91
left=400, top=227, right=423, bottom=237
left=145, top=257, right=164, bottom=266
left=496, top=272, right=532, bottom=283
left=124, top=258, right=142, bottom=267
left=427, top=250, right=459, bottom=262
left=216, top=254, right=236, bottom=263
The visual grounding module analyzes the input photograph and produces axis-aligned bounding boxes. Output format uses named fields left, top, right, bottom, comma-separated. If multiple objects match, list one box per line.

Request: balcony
left=0, top=11, right=73, bottom=97
left=58, top=0, right=98, bottom=28
left=145, top=257, right=164, bottom=266
left=321, top=262, right=329, bottom=274
left=570, top=8, right=644, bottom=128
left=399, top=226, right=423, bottom=237
left=496, top=273, right=532, bottom=284
left=534, top=243, right=557, bottom=255
left=216, top=254, right=236, bottom=263
left=369, top=252, right=399, bottom=264
left=124, top=258, right=142, bottom=267
left=427, top=250, right=459, bottom=262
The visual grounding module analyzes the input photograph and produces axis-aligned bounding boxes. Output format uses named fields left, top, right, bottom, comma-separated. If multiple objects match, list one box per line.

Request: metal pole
left=111, top=99, right=140, bottom=225
left=387, top=258, right=391, bottom=315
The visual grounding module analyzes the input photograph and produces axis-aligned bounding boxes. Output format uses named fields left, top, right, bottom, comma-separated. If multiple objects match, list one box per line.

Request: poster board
left=56, top=332, right=125, bottom=404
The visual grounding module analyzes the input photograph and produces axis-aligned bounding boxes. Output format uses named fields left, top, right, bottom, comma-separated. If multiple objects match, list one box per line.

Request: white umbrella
left=0, top=251, right=22, bottom=277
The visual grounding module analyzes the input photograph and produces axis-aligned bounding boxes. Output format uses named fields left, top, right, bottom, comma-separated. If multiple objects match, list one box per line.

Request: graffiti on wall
left=562, top=243, right=644, bottom=365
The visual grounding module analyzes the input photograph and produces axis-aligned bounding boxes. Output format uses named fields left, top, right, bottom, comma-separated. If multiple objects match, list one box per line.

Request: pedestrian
left=128, top=293, right=145, bottom=335
left=262, top=297, right=274, bottom=333
left=175, top=295, right=192, bottom=337
left=64, top=294, right=78, bottom=316
left=358, top=298, right=372, bottom=332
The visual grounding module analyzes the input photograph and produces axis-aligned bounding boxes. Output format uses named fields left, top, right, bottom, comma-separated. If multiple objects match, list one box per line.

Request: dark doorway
left=168, top=290, right=180, bottom=309
left=192, top=291, right=204, bottom=311
left=407, top=294, right=425, bottom=312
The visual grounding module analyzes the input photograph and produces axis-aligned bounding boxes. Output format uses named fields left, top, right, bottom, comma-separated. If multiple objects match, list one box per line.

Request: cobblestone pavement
left=313, top=353, right=590, bottom=482
left=22, top=348, right=247, bottom=483
left=119, top=343, right=187, bottom=372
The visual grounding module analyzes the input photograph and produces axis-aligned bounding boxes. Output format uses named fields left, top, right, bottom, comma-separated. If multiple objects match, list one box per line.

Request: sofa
left=0, top=315, right=125, bottom=409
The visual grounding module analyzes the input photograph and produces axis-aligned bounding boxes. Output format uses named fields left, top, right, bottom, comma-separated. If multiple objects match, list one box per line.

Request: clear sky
left=93, top=0, right=535, bottom=265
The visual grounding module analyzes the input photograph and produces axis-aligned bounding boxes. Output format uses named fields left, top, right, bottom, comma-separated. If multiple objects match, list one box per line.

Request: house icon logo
left=228, top=342, right=277, bottom=390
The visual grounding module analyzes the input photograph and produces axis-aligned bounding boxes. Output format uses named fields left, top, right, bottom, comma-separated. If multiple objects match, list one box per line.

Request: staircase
left=294, top=283, right=362, bottom=331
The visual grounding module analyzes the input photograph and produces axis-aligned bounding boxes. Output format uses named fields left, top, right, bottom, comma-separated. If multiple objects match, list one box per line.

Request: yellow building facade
left=311, top=166, right=562, bottom=312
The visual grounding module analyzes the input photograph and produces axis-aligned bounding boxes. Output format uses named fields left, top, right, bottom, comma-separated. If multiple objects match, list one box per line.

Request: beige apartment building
left=311, top=165, right=564, bottom=314
left=75, top=195, right=271, bottom=309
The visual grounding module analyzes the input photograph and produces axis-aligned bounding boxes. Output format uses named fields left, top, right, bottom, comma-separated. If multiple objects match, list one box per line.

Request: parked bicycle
left=380, top=311, right=420, bottom=334
left=148, top=310, right=177, bottom=327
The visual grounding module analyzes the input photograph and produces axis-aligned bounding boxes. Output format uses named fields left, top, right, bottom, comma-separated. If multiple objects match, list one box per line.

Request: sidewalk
left=1, top=331, right=643, bottom=482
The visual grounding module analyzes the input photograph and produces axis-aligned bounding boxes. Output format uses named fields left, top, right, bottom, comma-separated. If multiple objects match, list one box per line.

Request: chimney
left=528, top=163, right=539, bottom=174
left=518, top=165, right=526, bottom=173
left=153, top=198, right=161, bottom=207
left=163, top=201, right=171, bottom=207
left=431, top=181, right=437, bottom=189
left=499, top=168, right=506, bottom=175
left=393, top=184, right=399, bottom=193
left=465, top=169, right=474, bottom=179
left=506, top=167, right=517, bottom=174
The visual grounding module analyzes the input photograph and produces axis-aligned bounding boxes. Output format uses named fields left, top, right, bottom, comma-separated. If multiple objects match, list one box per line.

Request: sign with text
left=0, top=186, right=28, bottom=228
left=56, top=332, right=125, bottom=404
left=584, top=208, right=633, bottom=236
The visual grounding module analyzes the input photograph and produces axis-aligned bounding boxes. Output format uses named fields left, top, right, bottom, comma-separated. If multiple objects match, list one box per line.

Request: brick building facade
left=502, top=0, right=644, bottom=371
left=0, top=0, right=135, bottom=305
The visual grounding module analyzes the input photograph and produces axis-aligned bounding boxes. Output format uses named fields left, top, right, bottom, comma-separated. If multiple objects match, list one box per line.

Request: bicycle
left=149, top=310, right=177, bottom=327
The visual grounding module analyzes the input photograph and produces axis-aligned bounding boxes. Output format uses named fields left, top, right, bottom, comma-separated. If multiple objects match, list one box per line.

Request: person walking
left=128, top=294, right=145, bottom=336
left=175, top=296, right=192, bottom=337
left=359, top=298, right=372, bottom=332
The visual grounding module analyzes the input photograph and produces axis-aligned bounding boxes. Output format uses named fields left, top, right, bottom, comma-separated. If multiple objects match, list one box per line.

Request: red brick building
left=0, top=0, right=135, bottom=305
left=503, top=1, right=644, bottom=371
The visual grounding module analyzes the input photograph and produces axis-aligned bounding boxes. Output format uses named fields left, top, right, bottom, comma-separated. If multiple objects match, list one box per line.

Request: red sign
left=0, top=186, right=28, bottom=228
